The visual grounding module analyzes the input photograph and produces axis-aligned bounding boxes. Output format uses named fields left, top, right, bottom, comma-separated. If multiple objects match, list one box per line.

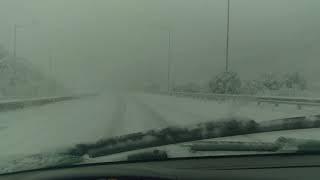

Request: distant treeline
left=172, top=71, right=307, bottom=95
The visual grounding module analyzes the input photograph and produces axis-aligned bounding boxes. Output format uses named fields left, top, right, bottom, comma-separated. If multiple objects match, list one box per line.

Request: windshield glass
left=1, top=0, right=320, bottom=174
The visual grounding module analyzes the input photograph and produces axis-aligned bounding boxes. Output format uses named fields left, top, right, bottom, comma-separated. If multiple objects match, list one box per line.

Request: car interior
left=0, top=153, right=319, bottom=180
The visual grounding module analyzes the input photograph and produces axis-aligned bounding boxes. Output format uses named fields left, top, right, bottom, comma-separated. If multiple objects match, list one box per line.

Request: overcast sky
left=0, top=0, right=320, bottom=91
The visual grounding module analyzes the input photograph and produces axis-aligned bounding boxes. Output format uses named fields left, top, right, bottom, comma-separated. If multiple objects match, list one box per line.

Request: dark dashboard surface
left=59, top=177, right=170, bottom=180
left=1, top=154, right=320, bottom=180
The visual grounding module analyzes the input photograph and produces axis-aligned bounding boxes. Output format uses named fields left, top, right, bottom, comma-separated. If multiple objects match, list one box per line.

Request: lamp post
left=13, top=24, right=22, bottom=57
left=13, top=20, right=38, bottom=57
left=168, top=31, right=172, bottom=92
left=225, top=0, right=231, bottom=72
left=148, top=22, right=174, bottom=92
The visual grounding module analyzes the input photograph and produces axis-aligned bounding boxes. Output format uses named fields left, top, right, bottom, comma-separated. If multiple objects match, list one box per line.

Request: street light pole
left=49, top=52, right=53, bottom=76
left=49, top=51, right=55, bottom=95
left=167, top=31, right=172, bottom=92
left=13, top=24, right=17, bottom=57
left=13, top=21, right=38, bottom=57
left=225, top=0, right=231, bottom=72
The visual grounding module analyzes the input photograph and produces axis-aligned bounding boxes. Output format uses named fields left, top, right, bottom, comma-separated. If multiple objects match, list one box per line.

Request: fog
left=0, top=0, right=320, bottom=92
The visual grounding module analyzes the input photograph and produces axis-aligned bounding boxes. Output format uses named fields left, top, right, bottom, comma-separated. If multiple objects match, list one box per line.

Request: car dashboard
left=1, top=153, right=320, bottom=180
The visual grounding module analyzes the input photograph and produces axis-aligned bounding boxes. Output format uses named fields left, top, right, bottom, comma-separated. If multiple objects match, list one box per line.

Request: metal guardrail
left=0, top=93, right=97, bottom=112
left=154, top=91, right=320, bottom=109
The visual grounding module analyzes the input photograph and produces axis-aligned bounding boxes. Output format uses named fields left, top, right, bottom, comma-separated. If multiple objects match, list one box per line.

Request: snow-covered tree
left=259, top=73, right=283, bottom=91
left=209, top=71, right=242, bottom=94
left=283, top=72, right=307, bottom=90
left=240, top=80, right=264, bottom=95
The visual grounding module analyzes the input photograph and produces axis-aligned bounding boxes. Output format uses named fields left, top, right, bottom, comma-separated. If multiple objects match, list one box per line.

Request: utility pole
left=13, top=21, right=38, bottom=57
left=48, top=50, right=56, bottom=95
left=167, top=31, right=172, bottom=92
left=49, top=49, right=53, bottom=75
left=13, top=24, right=17, bottom=57
left=225, top=0, right=231, bottom=72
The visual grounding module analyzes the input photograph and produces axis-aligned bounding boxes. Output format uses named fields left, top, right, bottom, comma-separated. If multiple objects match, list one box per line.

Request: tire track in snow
left=134, top=94, right=213, bottom=125
left=142, top=101, right=212, bottom=123
left=131, top=97, right=172, bottom=128
left=107, top=95, right=127, bottom=137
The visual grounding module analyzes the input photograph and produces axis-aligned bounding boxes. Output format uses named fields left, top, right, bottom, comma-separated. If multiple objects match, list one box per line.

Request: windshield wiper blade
left=66, top=115, right=320, bottom=158
left=187, top=137, right=320, bottom=154
left=277, top=137, right=320, bottom=153
left=127, top=150, right=168, bottom=161
left=187, top=141, right=280, bottom=152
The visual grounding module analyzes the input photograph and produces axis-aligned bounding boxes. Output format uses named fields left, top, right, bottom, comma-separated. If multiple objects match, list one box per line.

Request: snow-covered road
left=0, top=92, right=177, bottom=158
left=1, top=92, right=320, bottom=159
left=0, top=93, right=117, bottom=157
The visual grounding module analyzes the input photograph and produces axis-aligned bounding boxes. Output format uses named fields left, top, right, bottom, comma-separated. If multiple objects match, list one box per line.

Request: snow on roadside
left=135, top=93, right=320, bottom=125
left=0, top=93, right=127, bottom=174
left=0, top=93, right=118, bottom=157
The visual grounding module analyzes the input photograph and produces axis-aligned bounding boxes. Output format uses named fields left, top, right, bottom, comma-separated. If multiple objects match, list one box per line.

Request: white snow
left=0, top=93, right=117, bottom=157
left=135, top=93, right=320, bottom=124
left=1, top=91, right=320, bottom=173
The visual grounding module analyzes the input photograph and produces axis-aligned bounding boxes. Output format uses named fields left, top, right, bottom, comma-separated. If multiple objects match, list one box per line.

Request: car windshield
left=1, top=0, right=320, bottom=174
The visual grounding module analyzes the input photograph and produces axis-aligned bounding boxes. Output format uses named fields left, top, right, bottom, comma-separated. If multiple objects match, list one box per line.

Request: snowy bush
left=259, top=73, right=283, bottom=91
left=240, top=80, right=265, bottom=95
left=209, top=71, right=242, bottom=94
left=204, top=71, right=309, bottom=96
left=283, top=72, right=307, bottom=90
left=255, top=72, right=307, bottom=93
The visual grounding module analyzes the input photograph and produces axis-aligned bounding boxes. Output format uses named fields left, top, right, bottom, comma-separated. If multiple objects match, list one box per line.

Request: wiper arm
left=66, top=115, right=320, bottom=158
left=188, top=141, right=280, bottom=152
left=277, top=137, right=320, bottom=153
left=188, top=137, right=320, bottom=154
